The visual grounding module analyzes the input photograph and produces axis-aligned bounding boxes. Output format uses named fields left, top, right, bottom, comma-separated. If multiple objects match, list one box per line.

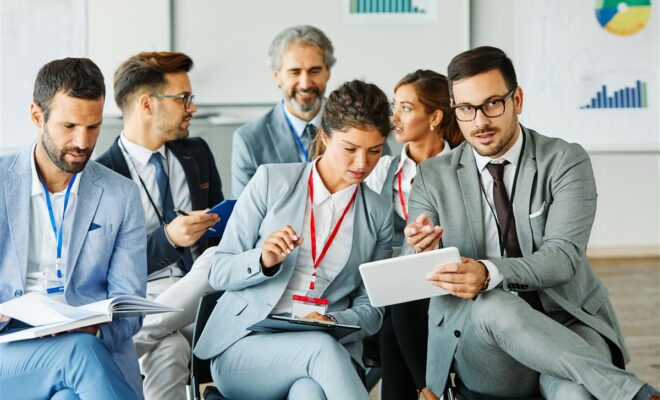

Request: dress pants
left=380, top=298, right=429, bottom=400
left=212, top=331, right=369, bottom=400
left=0, top=333, right=138, bottom=400
left=452, top=289, right=645, bottom=399
left=133, top=247, right=215, bottom=400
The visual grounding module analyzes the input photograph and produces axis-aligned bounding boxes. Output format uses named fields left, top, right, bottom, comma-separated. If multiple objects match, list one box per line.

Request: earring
left=430, top=125, right=435, bottom=131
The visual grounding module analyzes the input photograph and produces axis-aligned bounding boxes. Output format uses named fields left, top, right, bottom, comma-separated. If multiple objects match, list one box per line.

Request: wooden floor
left=370, top=258, right=660, bottom=399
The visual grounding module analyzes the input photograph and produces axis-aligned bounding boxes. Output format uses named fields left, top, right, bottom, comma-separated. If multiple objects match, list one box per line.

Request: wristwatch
left=478, top=261, right=490, bottom=293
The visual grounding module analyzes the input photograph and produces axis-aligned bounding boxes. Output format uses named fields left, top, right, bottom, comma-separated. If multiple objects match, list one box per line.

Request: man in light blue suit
left=0, top=58, right=147, bottom=399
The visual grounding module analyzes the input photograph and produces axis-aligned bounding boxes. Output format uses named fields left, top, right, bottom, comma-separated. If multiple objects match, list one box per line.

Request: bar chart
left=580, top=80, right=648, bottom=109
left=349, top=0, right=428, bottom=14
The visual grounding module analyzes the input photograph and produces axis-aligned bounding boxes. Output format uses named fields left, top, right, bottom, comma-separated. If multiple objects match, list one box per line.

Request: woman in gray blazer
left=194, top=80, right=394, bottom=400
left=366, top=70, right=463, bottom=400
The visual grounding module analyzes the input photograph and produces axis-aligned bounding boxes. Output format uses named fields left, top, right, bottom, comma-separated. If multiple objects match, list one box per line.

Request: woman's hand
left=303, top=312, right=335, bottom=324
left=260, top=225, right=304, bottom=269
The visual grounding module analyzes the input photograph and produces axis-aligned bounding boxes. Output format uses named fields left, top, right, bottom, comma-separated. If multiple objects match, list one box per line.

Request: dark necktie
left=301, top=124, right=317, bottom=159
left=485, top=162, right=544, bottom=313
left=149, top=153, right=176, bottom=223
left=149, top=152, right=194, bottom=272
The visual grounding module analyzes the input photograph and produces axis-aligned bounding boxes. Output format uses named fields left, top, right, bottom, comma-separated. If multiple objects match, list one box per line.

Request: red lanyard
left=397, top=168, right=408, bottom=221
left=308, top=169, right=358, bottom=290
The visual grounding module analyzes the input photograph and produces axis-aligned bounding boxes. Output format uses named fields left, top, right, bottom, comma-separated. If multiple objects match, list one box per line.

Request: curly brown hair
left=311, top=80, right=391, bottom=158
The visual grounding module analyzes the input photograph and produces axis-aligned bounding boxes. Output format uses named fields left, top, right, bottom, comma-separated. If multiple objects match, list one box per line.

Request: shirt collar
left=282, top=101, right=322, bottom=137
left=473, top=125, right=524, bottom=173
left=120, top=132, right=167, bottom=167
left=396, top=139, right=451, bottom=173
left=311, top=159, right=357, bottom=207
left=30, top=141, right=83, bottom=196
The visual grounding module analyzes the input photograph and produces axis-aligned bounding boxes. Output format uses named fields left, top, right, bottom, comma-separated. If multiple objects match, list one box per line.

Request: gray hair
left=268, top=25, right=336, bottom=71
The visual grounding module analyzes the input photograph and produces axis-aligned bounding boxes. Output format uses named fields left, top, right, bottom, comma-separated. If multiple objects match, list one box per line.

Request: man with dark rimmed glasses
left=403, top=46, right=659, bottom=400
left=97, top=51, right=224, bottom=400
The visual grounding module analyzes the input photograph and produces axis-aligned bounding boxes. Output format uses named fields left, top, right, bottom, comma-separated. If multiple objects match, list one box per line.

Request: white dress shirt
left=118, top=133, right=192, bottom=278
left=366, top=140, right=450, bottom=220
left=472, top=127, right=524, bottom=290
left=26, top=143, right=82, bottom=303
left=272, top=161, right=357, bottom=315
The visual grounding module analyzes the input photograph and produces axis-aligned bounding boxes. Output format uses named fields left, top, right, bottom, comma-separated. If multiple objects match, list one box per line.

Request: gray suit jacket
left=406, top=127, right=628, bottom=393
left=231, top=105, right=304, bottom=198
left=194, top=163, right=394, bottom=366
left=0, top=147, right=147, bottom=396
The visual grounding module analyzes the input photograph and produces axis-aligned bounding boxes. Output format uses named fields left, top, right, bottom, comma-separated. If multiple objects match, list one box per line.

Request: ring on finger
left=414, top=243, right=423, bottom=253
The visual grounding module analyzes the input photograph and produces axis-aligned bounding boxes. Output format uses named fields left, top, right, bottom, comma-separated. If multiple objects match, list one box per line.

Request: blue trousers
left=211, top=331, right=369, bottom=400
left=0, top=332, right=139, bottom=400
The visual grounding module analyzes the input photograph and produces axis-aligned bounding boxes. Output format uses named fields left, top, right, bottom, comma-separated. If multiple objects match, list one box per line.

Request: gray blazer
left=194, top=162, right=394, bottom=367
left=231, top=105, right=304, bottom=198
left=406, top=127, right=628, bottom=393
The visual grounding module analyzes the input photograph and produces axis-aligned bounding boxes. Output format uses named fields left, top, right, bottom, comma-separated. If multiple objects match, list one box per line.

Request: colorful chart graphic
left=349, top=0, right=428, bottom=14
left=581, top=80, right=648, bottom=109
left=595, top=0, right=652, bottom=36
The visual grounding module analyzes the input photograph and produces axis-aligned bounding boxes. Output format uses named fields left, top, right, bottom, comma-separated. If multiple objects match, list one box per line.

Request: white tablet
left=359, top=247, right=461, bottom=307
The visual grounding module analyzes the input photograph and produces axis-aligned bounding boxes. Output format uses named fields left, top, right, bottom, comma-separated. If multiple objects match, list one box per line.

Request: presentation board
left=514, top=0, right=659, bottom=151
left=173, top=0, right=469, bottom=106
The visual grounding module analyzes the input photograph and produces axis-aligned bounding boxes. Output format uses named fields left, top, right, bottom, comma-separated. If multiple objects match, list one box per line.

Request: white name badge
left=291, top=295, right=328, bottom=319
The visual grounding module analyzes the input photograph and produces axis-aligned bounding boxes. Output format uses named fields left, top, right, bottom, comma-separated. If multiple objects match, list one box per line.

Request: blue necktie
left=149, top=153, right=176, bottom=223
left=149, top=152, right=194, bottom=272
left=301, top=124, right=317, bottom=159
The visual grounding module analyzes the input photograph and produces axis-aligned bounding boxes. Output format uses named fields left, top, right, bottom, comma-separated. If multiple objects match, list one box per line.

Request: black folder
left=248, top=315, right=360, bottom=340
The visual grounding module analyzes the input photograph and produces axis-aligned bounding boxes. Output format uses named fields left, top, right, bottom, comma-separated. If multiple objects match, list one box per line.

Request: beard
left=41, top=126, right=93, bottom=173
left=287, top=87, right=323, bottom=114
left=470, top=118, right=518, bottom=158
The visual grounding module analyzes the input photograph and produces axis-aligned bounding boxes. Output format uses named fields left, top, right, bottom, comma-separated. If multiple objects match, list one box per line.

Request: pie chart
left=595, top=0, right=652, bottom=36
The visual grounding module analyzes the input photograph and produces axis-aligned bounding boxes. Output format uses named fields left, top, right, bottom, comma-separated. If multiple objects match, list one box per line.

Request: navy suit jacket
left=97, top=136, right=224, bottom=274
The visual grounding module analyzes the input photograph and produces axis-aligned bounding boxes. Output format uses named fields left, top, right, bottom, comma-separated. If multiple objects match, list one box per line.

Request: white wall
left=471, top=0, right=660, bottom=257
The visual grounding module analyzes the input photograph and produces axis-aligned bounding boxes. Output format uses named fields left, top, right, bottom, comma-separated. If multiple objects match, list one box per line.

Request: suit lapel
left=280, top=164, right=313, bottom=276
left=268, top=104, right=301, bottom=163
left=107, top=138, right=132, bottom=179
left=167, top=141, right=204, bottom=209
left=64, top=163, right=102, bottom=287
left=457, top=147, right=486, bottom=256
left=513, top=129, right=536, bottom=256
left=4, top=149, right=33, bottom=285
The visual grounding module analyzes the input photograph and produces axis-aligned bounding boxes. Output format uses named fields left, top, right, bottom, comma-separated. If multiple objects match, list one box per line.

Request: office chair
left=189, top=290, right=226, bottom=400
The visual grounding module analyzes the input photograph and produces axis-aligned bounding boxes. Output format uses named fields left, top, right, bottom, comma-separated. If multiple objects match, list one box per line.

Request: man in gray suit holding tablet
left=404, top=46, right=659, bottom=400
left=230, top=25, right=333, bottom=198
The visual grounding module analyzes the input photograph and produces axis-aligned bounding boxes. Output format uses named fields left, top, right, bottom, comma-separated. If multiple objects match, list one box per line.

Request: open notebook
left=0, top=292, right=180, bottom=343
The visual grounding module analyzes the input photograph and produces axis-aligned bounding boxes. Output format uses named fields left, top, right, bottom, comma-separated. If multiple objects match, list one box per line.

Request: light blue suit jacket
left=0, top=147, right=147, bottom=396
left=195, top=163, right=394, bottom=366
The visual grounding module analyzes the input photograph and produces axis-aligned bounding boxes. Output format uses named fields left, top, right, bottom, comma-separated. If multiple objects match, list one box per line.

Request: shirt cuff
left=479, top=260, right=503, bottom=291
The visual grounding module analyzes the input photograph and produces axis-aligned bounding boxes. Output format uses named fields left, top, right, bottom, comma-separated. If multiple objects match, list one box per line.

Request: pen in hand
left=174, top=209, right=217, bottom=232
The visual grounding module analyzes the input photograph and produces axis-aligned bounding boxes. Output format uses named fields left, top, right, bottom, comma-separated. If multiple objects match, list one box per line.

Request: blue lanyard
left=40, top=173, right=77, bottom=290
left=282, top=101, right=310, bottom=162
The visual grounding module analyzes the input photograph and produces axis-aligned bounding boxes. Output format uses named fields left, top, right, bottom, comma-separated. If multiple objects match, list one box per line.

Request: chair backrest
left=190, top=290, right=224, bottom=399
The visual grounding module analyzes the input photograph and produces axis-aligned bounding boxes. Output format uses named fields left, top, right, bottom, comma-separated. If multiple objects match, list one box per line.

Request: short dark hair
left=33, top=58, right=105, bottom=122
left=114, top=51, right=193, bottom=112
left=447, top=46, right=518, bottom=99
left=395, top=69, right=464, bottom=148
left=312, top=80, right=391, bottom=158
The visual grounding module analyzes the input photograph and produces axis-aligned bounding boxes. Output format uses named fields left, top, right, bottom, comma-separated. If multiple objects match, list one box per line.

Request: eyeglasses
left=150, top=93, right=195, bottom=109
left=452, top=88, right=516, bottom=122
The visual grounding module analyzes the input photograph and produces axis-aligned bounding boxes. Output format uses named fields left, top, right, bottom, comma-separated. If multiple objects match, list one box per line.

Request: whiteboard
left=514, top=0, right=660, bottom=152
left=173, top=0, right=469, bottom=105
left=0, top=0, right=86, bottom=152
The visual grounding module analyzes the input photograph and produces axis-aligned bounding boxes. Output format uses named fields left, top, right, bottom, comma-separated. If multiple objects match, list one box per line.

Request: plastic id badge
left=291, top=295, right=328, bottom=319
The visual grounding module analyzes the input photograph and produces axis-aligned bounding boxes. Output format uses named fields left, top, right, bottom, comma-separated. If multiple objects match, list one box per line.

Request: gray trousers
left=211, top=331, right=369, bottom=400
left=453, top=289, right=645, bottom=399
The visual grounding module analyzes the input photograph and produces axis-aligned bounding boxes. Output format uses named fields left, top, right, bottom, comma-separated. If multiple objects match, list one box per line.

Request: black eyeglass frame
left=451, top=88, right=516, bottom=122
left=149, top=93, right=195, bottom=109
